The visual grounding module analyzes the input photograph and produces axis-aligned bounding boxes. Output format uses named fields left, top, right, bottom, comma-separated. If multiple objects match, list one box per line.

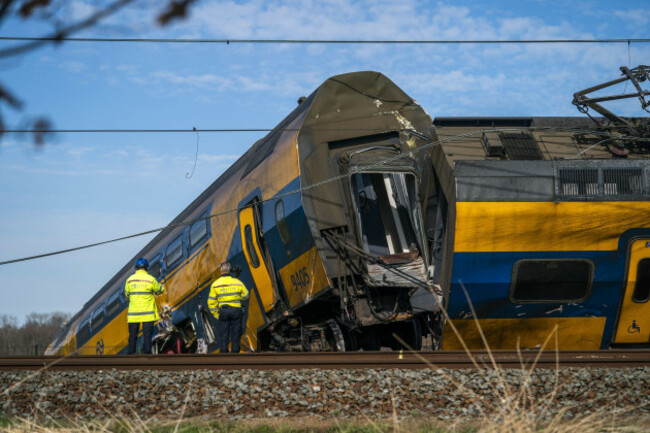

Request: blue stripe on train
left=447, top=249, right=626, bottom=348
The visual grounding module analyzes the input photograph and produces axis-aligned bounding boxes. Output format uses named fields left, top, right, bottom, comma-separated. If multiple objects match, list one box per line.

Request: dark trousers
left=128, top=321, right=154, bottom=354
left=218, top=306, right=243, bottom=353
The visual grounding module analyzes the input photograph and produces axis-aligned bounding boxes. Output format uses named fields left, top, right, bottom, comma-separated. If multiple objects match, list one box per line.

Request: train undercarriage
left=261, top=312, right=443, bottom=353
left=151, top=275, right=444, bottom=354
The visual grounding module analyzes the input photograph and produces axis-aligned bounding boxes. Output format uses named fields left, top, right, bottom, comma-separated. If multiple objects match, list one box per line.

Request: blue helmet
left=135, top=258, right=149, bottom=270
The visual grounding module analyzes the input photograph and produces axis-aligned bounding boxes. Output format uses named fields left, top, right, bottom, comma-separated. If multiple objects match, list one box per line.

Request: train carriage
left=46, top=71, right=440, bottom=355
left=430, top=117, right=650, bottom=350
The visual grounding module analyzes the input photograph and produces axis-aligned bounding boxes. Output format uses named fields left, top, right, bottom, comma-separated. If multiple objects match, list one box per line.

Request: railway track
left=1, top=350, right=649, bottom=371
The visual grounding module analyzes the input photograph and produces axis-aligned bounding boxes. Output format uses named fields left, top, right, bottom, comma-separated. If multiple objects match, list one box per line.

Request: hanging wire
left=623, top=40, right=632, bottom=95
left=186, top=126, right=199, bottom=179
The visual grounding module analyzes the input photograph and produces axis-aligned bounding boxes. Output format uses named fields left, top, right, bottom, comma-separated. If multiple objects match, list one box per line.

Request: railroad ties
left=1, top=350, right=649, bottom=371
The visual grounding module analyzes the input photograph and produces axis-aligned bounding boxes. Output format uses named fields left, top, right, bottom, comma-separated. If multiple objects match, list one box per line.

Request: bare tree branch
left=158, top=0, right=197, bottom=26
left=31, top=117, right=52, bottom=145
left=0, top=83, right=23, bottom=109
left=18, top=0, right=51, bottom=18
left=0, top=0, right=134, bottom=59
left=0, top=312, right=70, bottom=355
left=0, top=83, right=24, bottom=141
left=0, top=0, right=18, bottom=26
left=0, top=0, right=198, bottom=147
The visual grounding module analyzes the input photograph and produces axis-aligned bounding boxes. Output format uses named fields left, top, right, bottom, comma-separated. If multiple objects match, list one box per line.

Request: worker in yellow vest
left=124, top=258, right=165, bottom=354
left=208, top=262, right=249, bottom=353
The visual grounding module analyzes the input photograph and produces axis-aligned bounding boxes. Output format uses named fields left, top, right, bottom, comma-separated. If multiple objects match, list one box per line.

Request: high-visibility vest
left=124, top=269, right=164, bottom=323
left=208, top=275, right=249, bottom=318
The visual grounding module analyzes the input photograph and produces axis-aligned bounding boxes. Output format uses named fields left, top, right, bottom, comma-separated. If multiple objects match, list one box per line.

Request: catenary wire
left=1, top=36, right=649, bottom=44
left=4, top=126, right=649, bottom=136
left=3, top=126, right=642, bottom=152
left=3, top=128, right=427, bottom=133
left=0, top=125, right=645, bottom=267
left=4, top=128, right=278, bottom=133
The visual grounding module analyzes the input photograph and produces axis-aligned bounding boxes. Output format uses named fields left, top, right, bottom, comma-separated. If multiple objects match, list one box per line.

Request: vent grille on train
left=556, top=162, right=648, bottom=200
left=603, top=168, right=644, bottom=195
left=558, top=169, right=599, bottom=196
left=499, top=132, right=544, bottom=160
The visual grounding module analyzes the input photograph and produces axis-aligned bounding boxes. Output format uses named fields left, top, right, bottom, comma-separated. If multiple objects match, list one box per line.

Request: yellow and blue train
left=430, top=117, right=650, bottom=350
left=46, top=70, right=650, bottom=355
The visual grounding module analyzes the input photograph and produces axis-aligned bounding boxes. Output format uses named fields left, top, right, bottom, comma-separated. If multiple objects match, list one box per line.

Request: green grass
left=0, top=415, right=14, bottom=428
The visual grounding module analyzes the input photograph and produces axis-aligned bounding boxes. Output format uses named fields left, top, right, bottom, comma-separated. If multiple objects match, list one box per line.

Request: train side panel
left=429, top=120, right=650, bottom=351
left=443, top=201, right=650, bottom=350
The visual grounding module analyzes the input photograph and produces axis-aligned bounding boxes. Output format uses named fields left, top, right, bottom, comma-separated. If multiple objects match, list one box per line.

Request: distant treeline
left=0, top=312, right=70, bottom=356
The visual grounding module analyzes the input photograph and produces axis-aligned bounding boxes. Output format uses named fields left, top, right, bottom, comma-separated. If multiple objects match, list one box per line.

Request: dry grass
left=1, top=356, right=648, bottom=433
left=0, top=414, right=648, bottom=433
left=2, top=288, right=648, bottom=432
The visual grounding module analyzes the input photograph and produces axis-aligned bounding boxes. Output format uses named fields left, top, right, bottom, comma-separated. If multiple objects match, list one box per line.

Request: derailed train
left=47, top=69, right=650, bottom=355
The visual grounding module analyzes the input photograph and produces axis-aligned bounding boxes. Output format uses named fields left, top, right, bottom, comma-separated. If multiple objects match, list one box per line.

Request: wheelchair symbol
left=96, top=338, right=105, bottom=355
left=627, top=320, right=641, bottom=334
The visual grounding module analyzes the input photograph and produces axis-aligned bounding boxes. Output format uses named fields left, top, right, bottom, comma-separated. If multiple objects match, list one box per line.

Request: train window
left=106, top=290, right=123, bottom=318
left=274, top=200, right=291, bottom=245
left=76, top=317, right=91, bottom=346
left=633, top=258, right=650, bottom=303
left=165, top=235, right=184, bottom=269
left=91, top=305, right=106, bottom=330
left=352, top=172, right=420, bottom=257
left=510, top=260, right=593, bottom=303
left=189, top=213, right=210, bottom=250
left=244, top=224, right=260, bottom=268
left=148, top=254, right=162, bottom=279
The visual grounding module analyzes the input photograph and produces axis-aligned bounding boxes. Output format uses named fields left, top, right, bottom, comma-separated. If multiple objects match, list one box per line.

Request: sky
left=0, top=0, right=649, bottom=323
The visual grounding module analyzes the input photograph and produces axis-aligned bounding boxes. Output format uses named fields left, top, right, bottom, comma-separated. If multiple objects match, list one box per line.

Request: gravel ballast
left=1, top=367, right=648, bottom=421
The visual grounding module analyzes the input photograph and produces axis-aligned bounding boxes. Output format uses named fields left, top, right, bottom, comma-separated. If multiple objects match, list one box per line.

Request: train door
left=238, top=202, right=279, bottom=312
left=613, top=238, right=650, bottom=345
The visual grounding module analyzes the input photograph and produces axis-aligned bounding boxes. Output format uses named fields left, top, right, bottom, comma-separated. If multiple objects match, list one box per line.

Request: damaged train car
left=46, top=71, right=442, bottom=355
left=429, top=66, right=650, bottom=350
left=47, top=66, right=650, bottom=355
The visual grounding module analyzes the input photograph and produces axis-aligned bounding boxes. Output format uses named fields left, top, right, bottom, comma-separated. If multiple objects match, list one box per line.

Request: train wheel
left=325, top=319, right=347, bottom=351
left=342, top=328, right=359, bottom=352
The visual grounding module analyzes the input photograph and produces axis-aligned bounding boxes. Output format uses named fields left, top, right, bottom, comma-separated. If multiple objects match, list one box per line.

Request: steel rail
left=0, top=350, right=649, bottom=371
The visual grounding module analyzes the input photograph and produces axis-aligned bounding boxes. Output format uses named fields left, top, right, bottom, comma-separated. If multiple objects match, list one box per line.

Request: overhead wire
left=3, top=126, right=648, bottom=139
left=3, top=127, right=445, bottom=134
left=0, top=124, right=645, bottom=267
left=3, top=128, right=279, bottom=133
left=0, top=0, right=134, bottom=59
left=1, top=36, right=650, bottom=44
